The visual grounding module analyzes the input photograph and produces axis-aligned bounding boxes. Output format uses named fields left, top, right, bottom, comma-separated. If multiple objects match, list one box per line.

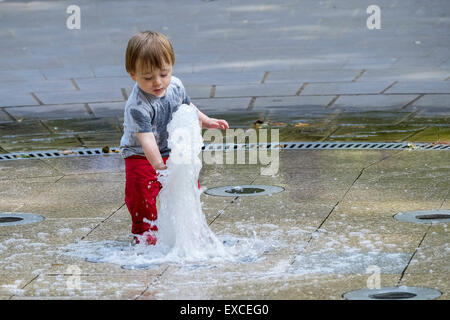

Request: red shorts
left=124, top=155, right=200, bottom=236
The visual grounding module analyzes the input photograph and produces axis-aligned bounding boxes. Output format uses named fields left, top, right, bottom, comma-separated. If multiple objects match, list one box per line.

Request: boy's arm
left=192, top=103, right=229, bottom=130
left=136, top=132, right=167, bottom=170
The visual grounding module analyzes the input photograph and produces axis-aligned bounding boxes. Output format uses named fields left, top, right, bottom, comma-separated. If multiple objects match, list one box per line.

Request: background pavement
left=0, top=0, right=449, bottom=153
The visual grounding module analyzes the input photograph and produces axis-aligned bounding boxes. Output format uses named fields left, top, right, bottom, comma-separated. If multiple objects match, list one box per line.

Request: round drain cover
left=205, top=185, right=284, bottom=197
left=394, top=209, right=450, bottom=224
left=0, top=212, right=44, bottom=226
left=369, top=291, right=417, bottom=299
left=343, top=286, right=441, bottom=300
left=0, top=217, right=23, bottom=223
left=225, top=187, right=265, bottom=195
left=121, top=264, right=159, bottom=270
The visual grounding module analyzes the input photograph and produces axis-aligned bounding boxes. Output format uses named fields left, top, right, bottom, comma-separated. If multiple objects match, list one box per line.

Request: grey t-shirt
left=119, top=76, right=191, bottom=158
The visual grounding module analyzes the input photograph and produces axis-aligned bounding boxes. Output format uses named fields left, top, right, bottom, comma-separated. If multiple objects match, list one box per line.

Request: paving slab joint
left=380, top=81, right=398, bottom=94
left=30, top=93, right=44, bottom=105
left=83, top=103, right=95, bottom=116
left=80, top=203, right=126, bottom=241
left=71, top=78, right=80, bottom=90
left=261, top=71, right=270, bottom=84
left=0, top=107, right=16, bottom=121
left=396, top=225, right=431, bottom=286
left=393, top=108, right=421, bottom=126
left=121, top=88, right=128, bottom=100
left=209, top=85, right=216, bottom=98
left=247, top=97, right=257, bottom=110
left=352, top=69, right=366, bottom=82
left=326, top=95, right=340, bottom=108
left=296, top=82, right=308, bottom=96
left=401, top=94, right=424, bottom=110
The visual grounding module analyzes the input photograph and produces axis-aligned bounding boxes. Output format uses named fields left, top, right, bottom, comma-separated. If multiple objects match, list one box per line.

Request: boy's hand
left=154, top=161, right=167, bottom=171
left=192, top=103, right=229, bottom=130
left=202, top=118, right=229, bottom=130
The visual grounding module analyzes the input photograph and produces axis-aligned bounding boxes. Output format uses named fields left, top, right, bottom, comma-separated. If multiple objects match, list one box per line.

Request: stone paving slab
left=0, top=120, right=51, bottom=136
left=92, top=65, right=128, bottom=78
left=385, top=81, right=450, bottom=94
left=0, top=158, right=60, bottom=180
left=183, top=85, right=212, bottom=99
left=143, top=266, right=401, bottom=300
left=278, top=149, right=399, bottom=169
left=193, top=97, right=252, bottom=112
left=0, top=176, right=124, bottom=219
left=263, top=70, right=361, bottom=84
left=440, top=59, right=450, bottom=69
left=333, top=109, right=414, bottom=125
left=0, top=70, right=45, bottom=82
left=214, top=83, right=301, bottom=98
left=177, top=71, right=264, bottom=85
left=77, top=132, right=123, bottom=148
left=404, top=228, right=450, bottom=274
left=40, top=154, right=124, bottom=175
left=342, top=58, right=398, bottom=70
left=0, top=79, right=76, bottom=93
left=40, top=66, right=95, bottom=80
left=0, top=218, right=101, bottom=246
left=327, top=124, right=424, bottom=142
left=291, top=249, right=413, bottom=274
left=0, top=134, right=83, bottom=153
left=415, top=107, right=450, bottom=117
left=34, top=88, right=125, bottom=105
left=0, top=110, right=12, bottom=122
left=409, top=94, right=450, bottom=110
left=10, top=274, right=151, bottom=300
left=41, top=117, right=121, bottom=134
left=357, top=68, right=450, bottom=82
left=332, top=94, right=419, bottom=110
left=0, top=91, right=39, bottom=108
left=400, top=274, right=448, bottom=300
left=391, top=57, right=450, bottom=69
left=6, top=104, right=91, bottom=120
left=45, top=252, right=166, bottom=278
left=408, top=127, right=450, bottom=142
left=87, top=102, right=127, bottom=118
left=74, top=77, right=134, bottom=91
left=301, top=81, right=393, bottom=95
left=321, top=213, right=430, bottom=236
left=253, top=95, right=335, bottom=109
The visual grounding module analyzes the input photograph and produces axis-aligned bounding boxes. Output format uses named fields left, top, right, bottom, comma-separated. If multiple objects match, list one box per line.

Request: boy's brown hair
left=125, top=31, right=175, bottom=74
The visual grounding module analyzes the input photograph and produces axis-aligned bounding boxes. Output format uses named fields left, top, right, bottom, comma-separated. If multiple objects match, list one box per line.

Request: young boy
left=120, top=31, right=229, bottom=245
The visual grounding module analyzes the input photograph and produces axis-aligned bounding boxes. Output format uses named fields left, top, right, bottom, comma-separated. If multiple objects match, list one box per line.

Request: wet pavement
left=0, top=0, right=449, bottom=300
left=0, top=150, right=448, bottom=299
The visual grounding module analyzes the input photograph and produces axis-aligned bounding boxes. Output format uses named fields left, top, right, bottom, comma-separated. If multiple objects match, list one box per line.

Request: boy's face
left=130, top=62, right=173, bottom=97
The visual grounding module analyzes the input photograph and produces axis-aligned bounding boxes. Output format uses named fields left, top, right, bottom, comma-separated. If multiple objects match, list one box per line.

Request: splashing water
left=155, top=103, right=231, bottom=262
left=62, top=104, right=269, bottom=268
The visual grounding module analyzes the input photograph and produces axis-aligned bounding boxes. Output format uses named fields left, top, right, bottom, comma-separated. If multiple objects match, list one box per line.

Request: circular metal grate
left=121, top=264, right=159, bottom=270
left=225, top=187, right=265, bottom=195
left=0, top=213, right=44, bottom=226
left=343, top=286, right=442, bottom=300
left=0, top=217, right=24, bottom=223
left=368, top=291, right=417, bottom=299
left=205, top=185, right=284, bottom=197
left=394, top=209, right=450, bottom=224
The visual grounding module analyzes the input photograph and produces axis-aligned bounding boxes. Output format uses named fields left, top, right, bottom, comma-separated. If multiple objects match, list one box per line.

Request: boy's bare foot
left=133, top=232, right=157, bottom=245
